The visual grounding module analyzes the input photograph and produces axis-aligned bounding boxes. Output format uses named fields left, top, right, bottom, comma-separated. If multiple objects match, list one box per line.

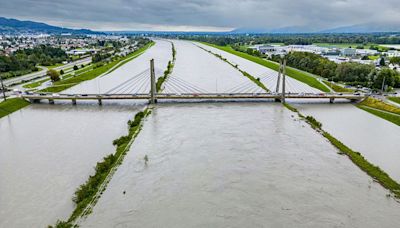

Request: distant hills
left=0, top=17, right=101, bottom=35
left=1, top=17, right=399, bottom=35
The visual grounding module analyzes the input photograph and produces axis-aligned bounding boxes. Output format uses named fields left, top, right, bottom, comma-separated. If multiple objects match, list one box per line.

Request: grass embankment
left=200, top=42, right=330, bottom=92
left=0, top=98, right=30, bottom=118
left=388, top=97, right=400, bottom=105
left=50, top=109, right=152, bottom=228
left=358, top=106, right=400, bottom=126
left=197, top=45, right=269, bottom=92
left=40, top=42, right=154, bottom=93
left=156, top=42, right=176, bottom=92
left=322, top=80, right=354, bottom=92
left=357, top=97, right=400, bottom=125
left=358, top=97, right=400, bottom=115
left=283, top=103, right=400, bottom=199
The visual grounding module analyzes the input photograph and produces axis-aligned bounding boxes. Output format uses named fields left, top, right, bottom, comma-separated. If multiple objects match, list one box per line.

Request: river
left=0, top=39, right=172, bottom=227
left=79, top=40, right=400, bottom=227
left=1, top=39, right=400, bottom=227
left=80, top=103, right=400, bottom=228
left=296, top=103, right=400, bottom=182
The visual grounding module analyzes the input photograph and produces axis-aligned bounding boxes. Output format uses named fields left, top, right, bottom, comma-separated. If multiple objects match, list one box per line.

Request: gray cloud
left=0, top=0, right=399, bottom=31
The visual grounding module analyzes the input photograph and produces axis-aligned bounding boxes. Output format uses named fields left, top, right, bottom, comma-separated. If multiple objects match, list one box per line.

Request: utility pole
left=150, top=59, right=156, bottom=104
left=0, top=75, right=6, bottom=101
left=281, top=58, right=287, bottom=103
left=381, top=75, right=386, bottom=93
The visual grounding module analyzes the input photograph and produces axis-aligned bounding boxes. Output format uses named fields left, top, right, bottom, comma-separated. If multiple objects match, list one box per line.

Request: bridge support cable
left=132, top=74, right=151, bottom=94
left=108, top=71, right=149, bottom=94
left=164, top=76, right=208, bottom=94
left=225, top=81, right=256, bottom=93
left=165, top=77, right=197, bottom=93
left=104, top=69, right=150, bottom=94
left=169, top=76, right=209, bottom=93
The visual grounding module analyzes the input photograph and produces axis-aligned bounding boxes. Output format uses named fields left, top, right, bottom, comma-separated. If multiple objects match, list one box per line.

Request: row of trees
left=171, top=33, right=400, bottom=47
left=270, top=52, right=400, bottom=90
left=0, top=45, right=67, bottom=79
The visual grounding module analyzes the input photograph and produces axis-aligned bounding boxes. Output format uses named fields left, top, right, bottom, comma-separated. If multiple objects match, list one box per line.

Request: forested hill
left=0, top=17, right=101, bottom=34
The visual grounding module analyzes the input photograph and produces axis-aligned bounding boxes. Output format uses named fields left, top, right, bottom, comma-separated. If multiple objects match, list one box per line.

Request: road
left=3, top=57, right=92, bottom=87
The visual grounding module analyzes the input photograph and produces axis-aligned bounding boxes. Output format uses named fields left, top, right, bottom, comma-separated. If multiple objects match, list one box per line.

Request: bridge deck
left=21, top=92, right=366, bottom=102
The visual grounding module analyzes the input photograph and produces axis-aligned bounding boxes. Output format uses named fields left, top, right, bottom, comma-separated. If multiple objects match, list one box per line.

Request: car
left=338, top=93, right=343, bottom=95
left=80, top=94, right=88, bottom=97
left=52, top=93, right=60, bottom=97
left=354, top=92, right=361, bottom=95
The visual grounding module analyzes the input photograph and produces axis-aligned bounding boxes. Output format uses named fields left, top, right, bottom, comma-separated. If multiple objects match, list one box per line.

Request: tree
left=379, top=57, right=386, bottom=66
left=73, top=65, right=78, bottom=70
left=371, top=68, right=399, bottom=90
left=47, top=69, right=60, bottom=82
left=60, top=69, right=64, bottom=75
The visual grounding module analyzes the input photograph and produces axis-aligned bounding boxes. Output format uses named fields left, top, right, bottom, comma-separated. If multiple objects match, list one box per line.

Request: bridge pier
left=98, top=99, right=102, bottom=106
left=48, top=99, right=54, bottom=104
left=329, top=98, right=335, bottom=103
left=72, top=99, right=76, bottom=105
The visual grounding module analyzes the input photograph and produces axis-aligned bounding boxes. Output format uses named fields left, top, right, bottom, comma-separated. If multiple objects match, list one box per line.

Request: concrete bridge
left=20, top=59, right=367, bottom=105
left=21, top=92, right=365, bottom=105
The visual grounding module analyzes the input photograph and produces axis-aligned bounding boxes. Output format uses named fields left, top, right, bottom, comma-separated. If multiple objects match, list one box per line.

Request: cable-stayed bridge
left=21, top=60, right=366, bottom=105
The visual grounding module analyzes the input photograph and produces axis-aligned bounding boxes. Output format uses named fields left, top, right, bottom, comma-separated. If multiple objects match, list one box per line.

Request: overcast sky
left=0, top=0, right=399, bottom=31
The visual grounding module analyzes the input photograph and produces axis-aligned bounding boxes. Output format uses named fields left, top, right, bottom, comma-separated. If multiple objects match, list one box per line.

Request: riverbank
left=41, top=42, right=154, bottom=93
left=0, top=98, right=30, bottom=118
left=284, top=103, right=400, bottom=199
left=357, top=97, right=400, bottom=126
left=199, top=42, right=330, bottom=92
left=156, top=42, right=176, bottom=92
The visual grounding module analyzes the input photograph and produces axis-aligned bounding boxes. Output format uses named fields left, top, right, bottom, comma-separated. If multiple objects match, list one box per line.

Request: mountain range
left=0, top=17, right=100, bottom=34
left=1, top=17, right=399, bottom=34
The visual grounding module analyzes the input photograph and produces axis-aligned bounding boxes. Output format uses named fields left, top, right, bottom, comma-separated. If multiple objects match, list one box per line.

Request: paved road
left=3, top=57, right=92, bottom=87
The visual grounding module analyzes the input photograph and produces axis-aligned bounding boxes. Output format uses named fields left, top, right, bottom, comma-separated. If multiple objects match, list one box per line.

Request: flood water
left=80, top=103, right=400, bottom=228
left=163, top=40, right=264, bottom=93
left=1, top=39, right=400, bottom=228
left=296, top=103, right=400, bottom=182
left=196, top=42, right=321, bottom=93
left=0, top=39, right=172, bottom=227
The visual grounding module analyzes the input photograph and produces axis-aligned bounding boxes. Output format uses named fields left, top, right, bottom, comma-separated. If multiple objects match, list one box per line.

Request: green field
left=40, top=42, right=154, bottom=93
left=0, top=98, right=30, bottom=118
left=23, top=78, right=50, bottom=89
left=388, top=97, right=400, bottom=104
left=201, top=42, right=330, bottom=92
left=45, top=63, right=64, bottom=69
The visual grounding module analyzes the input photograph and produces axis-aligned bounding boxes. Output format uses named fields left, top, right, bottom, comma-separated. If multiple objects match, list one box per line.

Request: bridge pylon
left=281, top=58, right=287, bottom=104
left=150, top=59, right=157, bottom=104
